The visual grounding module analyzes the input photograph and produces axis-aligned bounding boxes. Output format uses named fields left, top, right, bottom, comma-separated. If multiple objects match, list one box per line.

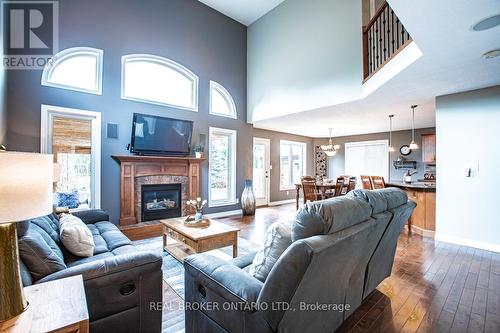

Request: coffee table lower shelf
left=161, top=217, right=239, bottom=262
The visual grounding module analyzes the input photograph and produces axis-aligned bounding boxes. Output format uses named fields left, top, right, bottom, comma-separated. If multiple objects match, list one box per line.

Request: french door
left=253, top=138, right=270, bottom=206
left=41, top=104, right=101, bottom=210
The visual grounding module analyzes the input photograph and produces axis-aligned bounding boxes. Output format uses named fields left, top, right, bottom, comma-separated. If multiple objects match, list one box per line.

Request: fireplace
left=141, top=184, right=182, bottom=222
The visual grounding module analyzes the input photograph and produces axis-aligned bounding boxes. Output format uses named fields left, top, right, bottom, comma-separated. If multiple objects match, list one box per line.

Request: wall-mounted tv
left=130, top=113, right=193, bottom=156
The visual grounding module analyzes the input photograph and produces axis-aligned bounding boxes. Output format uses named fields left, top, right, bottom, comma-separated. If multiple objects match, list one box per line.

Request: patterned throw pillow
left=56, top=191, right=80, bottom=209
left=249, top=222, right=292, bottom=282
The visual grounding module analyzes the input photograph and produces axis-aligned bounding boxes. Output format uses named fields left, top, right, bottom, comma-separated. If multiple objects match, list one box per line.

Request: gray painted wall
left=253, top=128, right=314, bottom=202
left=247, top=0, right=363, bottom=122
left=5, top=0, right=251, bottom=223
left=313, top=128, right=436, bottom=182
left=436, top=85, right=500, bottom=252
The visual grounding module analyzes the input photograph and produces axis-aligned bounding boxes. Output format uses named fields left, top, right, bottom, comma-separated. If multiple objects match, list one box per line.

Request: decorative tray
left=184, top=216, right=211, bottom=228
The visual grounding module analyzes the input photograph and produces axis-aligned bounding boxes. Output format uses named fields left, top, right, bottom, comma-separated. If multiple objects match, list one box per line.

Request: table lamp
left=0, top=152, right=53, bottom=329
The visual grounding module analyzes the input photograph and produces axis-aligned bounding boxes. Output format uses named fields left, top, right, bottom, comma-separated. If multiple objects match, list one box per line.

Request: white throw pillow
left=59, top=214, right=95, bottom=257
left=249, top=222, right=292, bottom=282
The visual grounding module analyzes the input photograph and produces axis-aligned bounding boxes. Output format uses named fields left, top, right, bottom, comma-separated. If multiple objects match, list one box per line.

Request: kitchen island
left=386, top=181, right=436, bottom=238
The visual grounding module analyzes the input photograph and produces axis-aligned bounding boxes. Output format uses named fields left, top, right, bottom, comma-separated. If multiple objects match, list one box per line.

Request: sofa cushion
left=348, top=189, right=388, bottom=214
left=292, top=209, right=325, bottom=242
left=59, top=214, right=95, bottom=257
left=65, top=221, right=136, bottom=266
left=292, top=196, right=372, bottom=242
left=249, top=222, right=292, bottom=282
left=378, top=188, right=408, bottom=209
left=18, top=222, right=67, bottom=281
left=30, top=214, right=61, bottom=244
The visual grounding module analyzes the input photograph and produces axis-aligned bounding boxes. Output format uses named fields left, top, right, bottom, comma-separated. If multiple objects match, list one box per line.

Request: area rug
left=133, top=237, right=258, bottom=299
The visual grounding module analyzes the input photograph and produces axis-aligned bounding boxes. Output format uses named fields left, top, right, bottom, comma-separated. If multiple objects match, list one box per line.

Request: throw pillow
left=18, top=222, right=67, bottom=281
left=56, top=191, right=80, bottom=209
left=249, top=222, right=292, bottom=282
left=59, top=214, right=95, bottom=257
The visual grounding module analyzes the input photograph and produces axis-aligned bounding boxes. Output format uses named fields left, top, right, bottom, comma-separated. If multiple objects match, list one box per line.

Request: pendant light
left=321, top=128, right=340, bottom=157
left=388, top=115, right=395, bottom=152
left=409, top=105, right=419, bottom=150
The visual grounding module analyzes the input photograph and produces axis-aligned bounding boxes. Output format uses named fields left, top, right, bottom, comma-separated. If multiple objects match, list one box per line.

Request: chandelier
left=321, top=128, right=340, bottom=157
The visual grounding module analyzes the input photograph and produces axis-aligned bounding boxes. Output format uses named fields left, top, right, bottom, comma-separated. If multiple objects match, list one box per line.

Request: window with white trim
left=280, top=140, right=307, bottom=190
left=209, top=127, right=237, bottom=207
left=121, top=54, right=198, bottom=111
left=41, top=47, right=103, bottom=95
left=344, top=140, right=389, bottom=187
left=209, top=81, right=237, bottom=118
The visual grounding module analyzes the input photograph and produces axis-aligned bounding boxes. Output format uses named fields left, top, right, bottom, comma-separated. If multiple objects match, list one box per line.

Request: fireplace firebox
left=141, top=184, right=182, bottom=222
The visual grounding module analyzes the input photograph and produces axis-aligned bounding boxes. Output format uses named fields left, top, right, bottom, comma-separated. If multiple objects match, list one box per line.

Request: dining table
left=294, top=182, right=337, bottom=210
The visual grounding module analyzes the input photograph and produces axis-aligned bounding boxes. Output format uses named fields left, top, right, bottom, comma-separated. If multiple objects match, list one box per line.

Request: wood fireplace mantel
left=112, top=155, right=205, bottom=230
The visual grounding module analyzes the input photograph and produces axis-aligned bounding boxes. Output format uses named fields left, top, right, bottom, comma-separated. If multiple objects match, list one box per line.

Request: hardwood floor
left=162, top=204, right=500, bottom=333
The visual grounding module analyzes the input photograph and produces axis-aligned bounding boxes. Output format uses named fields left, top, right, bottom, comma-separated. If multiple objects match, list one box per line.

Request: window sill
left=209, top=200, right=237, bottom=208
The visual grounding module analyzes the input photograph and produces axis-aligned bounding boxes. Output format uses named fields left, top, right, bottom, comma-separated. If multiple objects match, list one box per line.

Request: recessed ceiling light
left=472, top=14, right=500, bottom=31
left=482, top=49, right=500, bottom=59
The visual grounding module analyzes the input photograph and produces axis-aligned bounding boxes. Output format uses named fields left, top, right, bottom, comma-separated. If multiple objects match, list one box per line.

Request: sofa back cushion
left=30, top=214, right=61, bottom=244
left=292, top=195, right=372, bottom=241
left=17, top=220, right=67, bottom=281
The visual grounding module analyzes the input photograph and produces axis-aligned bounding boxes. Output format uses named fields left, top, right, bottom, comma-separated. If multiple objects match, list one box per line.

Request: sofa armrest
left=72, top=209, right=110, bottom=225
left=36, top=251, right=161, bottom=283
left=184, top=253, right=263, bottom=306
left=227, top=251, right=257, bottom=269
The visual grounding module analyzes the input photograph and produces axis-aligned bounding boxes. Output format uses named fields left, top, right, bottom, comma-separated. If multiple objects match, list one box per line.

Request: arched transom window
left=209, top=81, right=237, bottom=119
left=41, top=47, right=103, bottom=95
left=121, top=54, right=198, bottom=111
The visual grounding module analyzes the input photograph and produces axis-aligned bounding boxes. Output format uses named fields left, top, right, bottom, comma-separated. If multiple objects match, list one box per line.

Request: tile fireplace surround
left=111, top=156, right=205, bottom=232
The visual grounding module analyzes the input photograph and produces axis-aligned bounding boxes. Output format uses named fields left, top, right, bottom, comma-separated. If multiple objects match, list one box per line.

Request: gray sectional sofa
left=17, top=209, right=163, bottom=333
left=184, top=188, right=415, bottom=333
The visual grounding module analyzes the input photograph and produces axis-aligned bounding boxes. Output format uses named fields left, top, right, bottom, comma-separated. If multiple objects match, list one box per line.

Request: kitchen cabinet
left=422, top=134, right=436, bottom=164
left=387, top=182, right=436, bottom=238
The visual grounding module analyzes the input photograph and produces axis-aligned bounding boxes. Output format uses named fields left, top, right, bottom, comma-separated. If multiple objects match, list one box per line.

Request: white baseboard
left=205, top=209, right=242, bottom=219
left=268, top=199, right=296, bottom=206
left=434, top=233, right=500, bottom=253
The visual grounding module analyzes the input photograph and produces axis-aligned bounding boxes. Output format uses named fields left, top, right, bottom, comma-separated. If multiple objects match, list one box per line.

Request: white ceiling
left=198, top=0, right=284, bottom=26
left=252, top=0, right=500, bottom=137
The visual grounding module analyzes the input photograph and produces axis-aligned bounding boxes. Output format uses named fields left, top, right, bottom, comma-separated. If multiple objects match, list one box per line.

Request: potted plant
left=193, top=144, right=204, bottom=159
left=186, top=197, right=207, bottom=221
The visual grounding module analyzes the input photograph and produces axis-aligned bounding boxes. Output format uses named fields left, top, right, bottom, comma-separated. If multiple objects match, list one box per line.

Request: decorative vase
left=195, top=152, right=203, bottom=159
left=195, top=212, right=203, bottom=221
left=241, top=179, right=256, bottom=216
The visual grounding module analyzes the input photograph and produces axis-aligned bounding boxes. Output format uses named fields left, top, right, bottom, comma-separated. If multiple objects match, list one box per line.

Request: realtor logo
left=2, top=0, right=59, bottom=69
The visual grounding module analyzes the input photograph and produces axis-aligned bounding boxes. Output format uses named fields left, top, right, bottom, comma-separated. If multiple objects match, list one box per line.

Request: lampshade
left=0, top=152, right=53, bottom=223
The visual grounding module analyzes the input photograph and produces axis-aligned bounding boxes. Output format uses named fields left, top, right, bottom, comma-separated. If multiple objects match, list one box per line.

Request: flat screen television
left=130, top=113, right=193, bottom=156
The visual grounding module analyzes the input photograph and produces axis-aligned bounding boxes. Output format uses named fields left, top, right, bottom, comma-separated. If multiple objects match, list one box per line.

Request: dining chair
left=360, top=175, right=373, bottom=190
left=370, top=176, right=386, bottom=189
left=301, top=176, right=322, bottom=204
left=334, top=176, right=354, bottom=196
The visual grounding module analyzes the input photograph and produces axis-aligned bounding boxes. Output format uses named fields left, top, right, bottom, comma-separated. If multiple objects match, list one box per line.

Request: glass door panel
left=253, top=138, right=270, bottom=206
left=52, top=116, right=93, bottom=209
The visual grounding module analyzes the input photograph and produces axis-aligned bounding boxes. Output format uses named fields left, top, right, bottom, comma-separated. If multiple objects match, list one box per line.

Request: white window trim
left=40, top=104, right=102, bottom=210
left=280, top=140, right=307, bottom=191
left=41, top=47, right=103, bottom=95
left=121, top=54, right=199, bottom=112
left=208, top=127, right=237, bottom=208
left=344, top=139, right=389, bottom=181
left=209, top=80, right=237, bottom=119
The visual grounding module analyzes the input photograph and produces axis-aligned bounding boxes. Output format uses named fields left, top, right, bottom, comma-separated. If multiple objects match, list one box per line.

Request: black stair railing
left=362, top=1, right=412, bottom=81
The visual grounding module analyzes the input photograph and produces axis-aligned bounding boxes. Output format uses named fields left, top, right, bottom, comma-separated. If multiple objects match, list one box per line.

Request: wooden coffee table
left=161, top=217, right=240, bottom=262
